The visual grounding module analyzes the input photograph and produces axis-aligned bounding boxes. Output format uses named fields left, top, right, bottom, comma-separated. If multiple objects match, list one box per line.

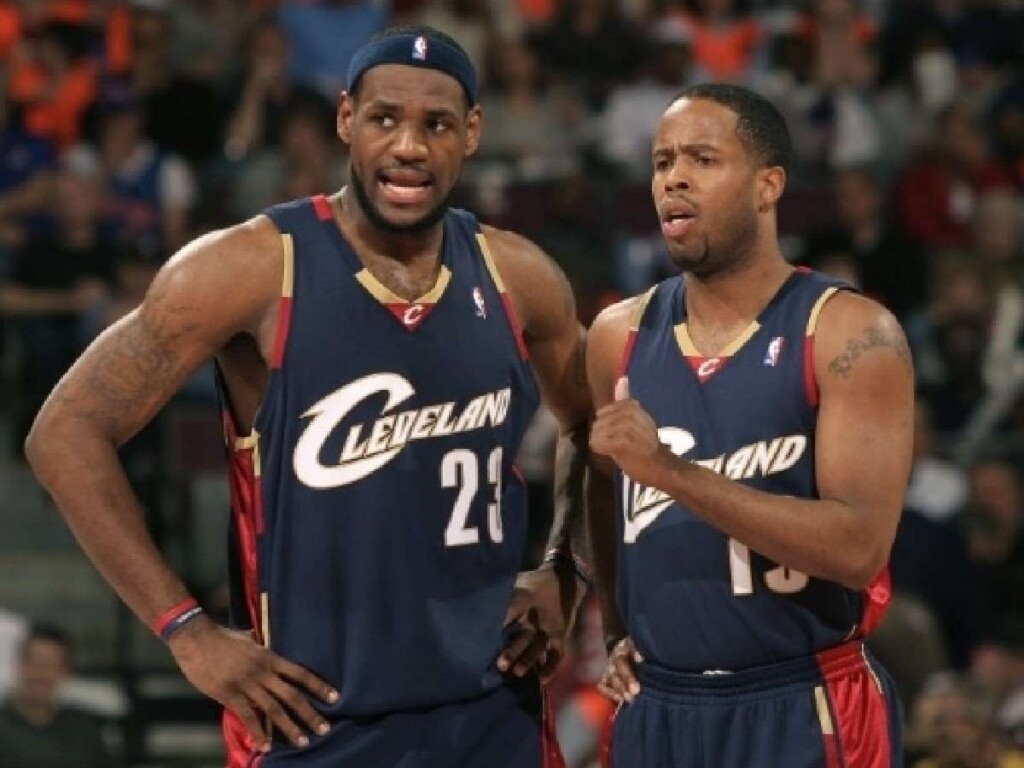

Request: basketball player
left=587, top=84, right=913, bottom=767
left=26, top=27, right=590, bottom=767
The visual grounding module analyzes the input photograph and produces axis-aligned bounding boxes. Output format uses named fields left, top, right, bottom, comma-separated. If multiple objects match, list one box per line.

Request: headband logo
left=412, top=36, right=428, bottom=61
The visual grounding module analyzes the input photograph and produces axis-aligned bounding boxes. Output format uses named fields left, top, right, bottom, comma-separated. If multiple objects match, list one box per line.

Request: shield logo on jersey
left=764, top=336, right=785, bottom=367
left=472, top=287, right=487, bottom=319
left=412, top=36, right=428, bottom=61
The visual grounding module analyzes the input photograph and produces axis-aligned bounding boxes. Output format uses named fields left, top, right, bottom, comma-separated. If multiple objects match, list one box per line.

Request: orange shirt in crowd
left=671, top=12, right=764, bottom=81
left=8, top=59, right=98, bottom=150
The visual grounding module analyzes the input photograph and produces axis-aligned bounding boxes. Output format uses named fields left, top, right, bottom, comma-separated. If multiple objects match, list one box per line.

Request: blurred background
left=0, top=0, right=1022, bottom=765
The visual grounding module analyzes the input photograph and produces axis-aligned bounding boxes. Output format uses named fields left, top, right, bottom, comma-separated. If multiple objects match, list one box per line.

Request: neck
left=11, top=695, right=57, bottom=728
left=684, top=243, right=793, bottom=326
left=336, top=187, right=445, bottom=266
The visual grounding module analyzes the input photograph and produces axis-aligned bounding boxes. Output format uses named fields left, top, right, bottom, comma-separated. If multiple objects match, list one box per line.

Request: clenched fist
left=590, top=377, right=669, bottom=487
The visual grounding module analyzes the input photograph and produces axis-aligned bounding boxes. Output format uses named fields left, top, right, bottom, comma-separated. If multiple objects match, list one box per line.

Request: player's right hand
left=167, top=615, right=338, bottom=752
left=598, top=636, right=643, bottom=704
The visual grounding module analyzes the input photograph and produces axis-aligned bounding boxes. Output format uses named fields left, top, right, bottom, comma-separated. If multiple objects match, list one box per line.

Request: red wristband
left=152, top=597, right=201, bottom=641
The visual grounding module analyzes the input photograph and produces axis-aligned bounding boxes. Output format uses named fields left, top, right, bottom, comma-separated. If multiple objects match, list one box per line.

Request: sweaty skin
left=586, top=97, right=914, bottom=703
left=26, top=64, right=590, bottom=750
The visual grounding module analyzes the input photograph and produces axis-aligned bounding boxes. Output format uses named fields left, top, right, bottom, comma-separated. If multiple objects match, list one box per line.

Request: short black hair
left=352, top=25, right=473, bottom=110
left=21, top=623, right=73, bottom=659
left=671, top=84, right=793, bottom=172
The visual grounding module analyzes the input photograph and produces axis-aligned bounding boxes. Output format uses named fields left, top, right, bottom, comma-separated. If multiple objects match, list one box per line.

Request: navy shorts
left=225, top=675, right=564, bottom=768
left=608, top=641, right=902, bottom=768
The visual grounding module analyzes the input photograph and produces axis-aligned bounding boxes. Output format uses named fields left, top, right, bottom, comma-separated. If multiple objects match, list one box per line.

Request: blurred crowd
left=0, top=0, right=1023, bottom=766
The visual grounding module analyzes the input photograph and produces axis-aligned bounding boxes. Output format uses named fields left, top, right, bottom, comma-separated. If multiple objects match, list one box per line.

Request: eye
left=428, top=118, right=452, bottom=134
left=371, top=114, right=396, bottom=129
left=695, top=155, right=716, bottom=167
left=654, top=158, right=671, bottom=172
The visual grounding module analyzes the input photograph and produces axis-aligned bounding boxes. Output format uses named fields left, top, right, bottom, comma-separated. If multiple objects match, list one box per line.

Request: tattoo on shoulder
left=827, top=324, right=912, bottom=378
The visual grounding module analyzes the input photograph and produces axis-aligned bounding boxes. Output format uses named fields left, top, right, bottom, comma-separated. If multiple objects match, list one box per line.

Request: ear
left=337, top=91, right=355, bottom=145
left=757, top=165, right=786, bottom=213
left=464, top=105, right=483, bottom=158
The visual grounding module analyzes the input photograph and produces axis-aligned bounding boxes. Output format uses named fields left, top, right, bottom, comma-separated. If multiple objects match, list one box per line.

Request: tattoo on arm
left=57, top=284, right=201, bottom=434
left=827, top=325, right=912, bottom=379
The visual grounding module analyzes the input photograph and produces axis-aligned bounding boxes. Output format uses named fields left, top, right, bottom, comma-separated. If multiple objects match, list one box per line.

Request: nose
left=391, top=122, right=429, bottom=163
left=664, top=161, right=691, bottom=192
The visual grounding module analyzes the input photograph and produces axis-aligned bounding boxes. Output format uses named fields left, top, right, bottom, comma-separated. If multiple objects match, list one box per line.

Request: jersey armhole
left=269, top=232, right=295, bottom=370
left=803, top=286, right=840, bottom=407
left=616, top=286, right=658, bottom=379
left=474, top=232, right=529, bottom=361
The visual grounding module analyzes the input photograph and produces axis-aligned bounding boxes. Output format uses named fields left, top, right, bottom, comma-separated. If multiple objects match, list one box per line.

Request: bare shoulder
left=150, top=215, right=283, bottom=331
left=587, top=295, right=647, bottom=406
left=814, top=290, right=914, bottom=384
left=478, top=224, right=575, bottom=337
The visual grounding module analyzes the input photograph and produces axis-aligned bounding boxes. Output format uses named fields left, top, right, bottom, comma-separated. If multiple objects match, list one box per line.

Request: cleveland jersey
left=615, top=268, right=890, bottom=672
left=220, top=196, right=540, bottom=717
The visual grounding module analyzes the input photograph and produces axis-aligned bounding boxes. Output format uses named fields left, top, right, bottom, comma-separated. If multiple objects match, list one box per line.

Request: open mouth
left=661, top=206, right=696, bottom=239
left=378, top=169, right=433, bottom=205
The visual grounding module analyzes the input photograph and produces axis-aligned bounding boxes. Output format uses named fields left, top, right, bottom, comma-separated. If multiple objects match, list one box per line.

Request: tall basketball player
left=26, top=27, right=590, bottom=768
left=587, top=85, right=914, bottom=767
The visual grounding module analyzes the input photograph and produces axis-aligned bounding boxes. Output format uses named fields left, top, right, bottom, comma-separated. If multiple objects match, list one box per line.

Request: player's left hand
left=498, top=565, right=586, bottom=682
left=590, top=377, right=668, bottom=488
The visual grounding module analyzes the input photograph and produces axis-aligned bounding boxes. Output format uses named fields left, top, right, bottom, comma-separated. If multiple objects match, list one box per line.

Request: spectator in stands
left=665, top=0, right=763, bottom=83
left=229, top=94, right=346, bottom=219
left=7, top=18, right=97, bottom=151
left=90, top=78, right=195, bottom=257
left=962, top=458, right=1024, bottom=641
left=277, top=0, right=388, bottom=99
left=890, top=398, right=979, bottom=667
left=976, top=189, right=1024, bottom=395
left=909, top=672, right=1024, bottom=768
left=972, top=619, right=1024, bottom=752
left=915, top=258, right=992, bottom=432
left=0, top=624, right=112, bottom=768
left=477, top=40, right=580, bottom=181
left=600, top=17, right=696, bottom=180
left=898, top=102, right=1015, bottom=250
left=0, top=96, right=56, bottom=251
left=870, top=592, right=950, bottom=717
left=989, top=81, right=1024, bottom=191
left=804, top=165, right=927, bottom=319
left=0, top=150, right=114, bottom=450
left=122, top=0, right=224, bottom=165
left=528, top=0, right=644, bottom=110
left=223, top=15, right=332, bottom=163
left=413, top=0, right=494, bottom=81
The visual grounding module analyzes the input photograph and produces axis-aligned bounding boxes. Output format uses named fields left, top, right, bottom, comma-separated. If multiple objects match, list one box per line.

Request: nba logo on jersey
left=764, top=336, right=785, bottom=366
left=473, top=287, right=487, bottom=318
left=412, top=36, right=428, bottom=61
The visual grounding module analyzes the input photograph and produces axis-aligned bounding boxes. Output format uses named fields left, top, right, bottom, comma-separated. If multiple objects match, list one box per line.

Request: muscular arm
left=484, top=226, right=592, bottom=676
left=25, top=219, right=338, bottom=749
left=591, top=292, right=914, bottom=591
left=483, top=226, right=591, bottom=561
left=585, top=299, right=638, bottom=646
left=25, top=219, right=281, bottom=626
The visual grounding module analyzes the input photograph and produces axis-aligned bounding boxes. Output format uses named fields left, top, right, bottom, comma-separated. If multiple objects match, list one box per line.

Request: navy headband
left=347, top=33, right=479, bottom=107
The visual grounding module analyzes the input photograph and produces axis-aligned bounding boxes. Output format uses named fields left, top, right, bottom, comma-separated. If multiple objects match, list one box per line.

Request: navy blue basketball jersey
left=615, top=268, right=890, bottom=672
left=220, top=195, right=540, bottom=718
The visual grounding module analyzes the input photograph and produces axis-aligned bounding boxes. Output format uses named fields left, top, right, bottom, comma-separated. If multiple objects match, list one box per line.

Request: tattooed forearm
left=828, top=324, right=912, bottom=378
left=548, top=425, right=590, bottom=559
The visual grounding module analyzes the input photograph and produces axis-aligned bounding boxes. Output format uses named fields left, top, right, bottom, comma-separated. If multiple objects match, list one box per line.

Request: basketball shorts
left=225, top=674, right=564, bottom=768
left=607, top=641, right=902, bottom=768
